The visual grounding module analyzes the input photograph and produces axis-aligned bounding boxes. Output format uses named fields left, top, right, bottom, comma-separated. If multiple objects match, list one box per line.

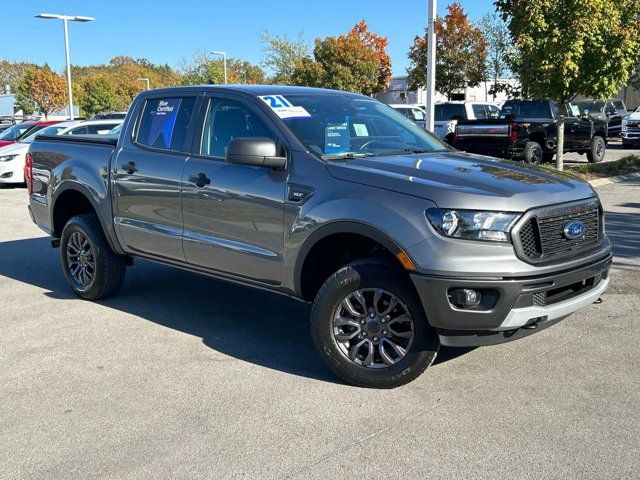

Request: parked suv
left=389, top=104, right=428, bottom=129
left=621, top=106, right=640, bottom=148
left=27, top=86, right=612, bottom=388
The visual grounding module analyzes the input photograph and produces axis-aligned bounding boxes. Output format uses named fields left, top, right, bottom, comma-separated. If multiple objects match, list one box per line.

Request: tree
left=480, top=13, right=513, bottom=100
left=16, top=65, right=67, bottom=119
left=408, top=2, right=487, bottom=100
left=291, top=21, right=392, bottom=95
left=179, top=51, right=266, bottom=85
left=0, top=60, right=37, bottom=94
left=77, top=76, right=116, bottom=116
left=496, top=0, right=640, bottom=170
left=260, top=31, right=310, bottom=84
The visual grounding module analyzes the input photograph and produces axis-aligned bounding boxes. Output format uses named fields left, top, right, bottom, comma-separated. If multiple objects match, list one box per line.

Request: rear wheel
left=523, top=141, right=543, bottom=164
left=311, top=259, right=439, bottom=388
left=587, top=136, right=606, bottom=163
left=60, top=214, right=126, bottom=300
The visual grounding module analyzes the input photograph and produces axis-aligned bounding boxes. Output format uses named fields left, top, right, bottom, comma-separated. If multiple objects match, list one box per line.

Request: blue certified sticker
left=147, top=98, right=181, bottom=148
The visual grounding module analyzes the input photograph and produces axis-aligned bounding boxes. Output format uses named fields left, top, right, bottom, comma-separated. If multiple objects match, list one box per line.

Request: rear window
left=135, top=97, right=196, bottom=153
left=435, top=104, right=466, bottom=121
left=500, top=101, right=552, bottom=119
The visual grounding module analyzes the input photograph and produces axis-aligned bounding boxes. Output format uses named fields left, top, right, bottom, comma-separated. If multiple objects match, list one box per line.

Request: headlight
left=426, top=208, right=520, bottom=242
left=0, top=154, right=18, bottom=162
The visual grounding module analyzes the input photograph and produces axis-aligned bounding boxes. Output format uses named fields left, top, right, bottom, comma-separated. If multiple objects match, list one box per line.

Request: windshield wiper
left=321, top=152, right=375, bottom=160
left=374, top=147, right=439, bottom=156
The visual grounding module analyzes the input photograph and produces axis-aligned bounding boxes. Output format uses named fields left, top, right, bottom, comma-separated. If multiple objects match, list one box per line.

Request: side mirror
left=226, top=137, right=287, bottom=169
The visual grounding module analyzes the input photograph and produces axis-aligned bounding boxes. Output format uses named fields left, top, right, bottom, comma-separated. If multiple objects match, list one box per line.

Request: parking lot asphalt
left=0, top=179, right=638, bottom=480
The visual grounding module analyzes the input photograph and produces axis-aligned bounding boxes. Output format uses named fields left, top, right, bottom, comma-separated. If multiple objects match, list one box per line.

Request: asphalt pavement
left=0, top=178, right=638, bottom=480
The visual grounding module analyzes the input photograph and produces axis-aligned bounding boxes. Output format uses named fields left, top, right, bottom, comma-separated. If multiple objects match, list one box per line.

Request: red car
left=0, top=120, right=61, bottom=148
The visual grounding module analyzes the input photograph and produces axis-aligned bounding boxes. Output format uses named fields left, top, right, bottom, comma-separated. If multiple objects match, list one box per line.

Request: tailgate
left=456, top=120, right=511, bottom=139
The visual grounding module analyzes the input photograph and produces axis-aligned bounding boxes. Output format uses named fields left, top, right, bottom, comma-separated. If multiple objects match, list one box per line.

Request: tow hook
left=593, top=297, right=603, bottom=305
left=522, top=322, right=538, bottom=330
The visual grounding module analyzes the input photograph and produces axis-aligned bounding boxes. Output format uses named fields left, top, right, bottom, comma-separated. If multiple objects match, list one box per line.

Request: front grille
left=515, top=200, right=602, bottom=263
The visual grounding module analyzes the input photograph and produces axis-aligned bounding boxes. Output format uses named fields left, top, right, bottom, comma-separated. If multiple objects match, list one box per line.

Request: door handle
left=188, top=172, right=211, bottom=188
left=121, top=161, right=138, bottom=173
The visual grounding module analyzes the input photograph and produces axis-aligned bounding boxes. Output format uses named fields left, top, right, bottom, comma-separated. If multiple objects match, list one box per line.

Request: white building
left=375, top=76, right=520, bottom=106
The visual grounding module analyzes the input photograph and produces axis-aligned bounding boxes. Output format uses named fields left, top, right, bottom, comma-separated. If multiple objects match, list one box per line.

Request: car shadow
left=0, top=236, right=467, bottom=384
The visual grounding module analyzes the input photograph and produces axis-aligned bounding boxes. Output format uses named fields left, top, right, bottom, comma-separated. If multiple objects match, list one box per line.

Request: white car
left=0, top=119, right=123, bottom=185
left=433, top=101, right=501, bottom=142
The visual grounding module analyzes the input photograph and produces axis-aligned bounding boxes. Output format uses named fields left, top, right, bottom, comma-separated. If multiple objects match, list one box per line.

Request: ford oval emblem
left=563, top=221, right=585, bottom=240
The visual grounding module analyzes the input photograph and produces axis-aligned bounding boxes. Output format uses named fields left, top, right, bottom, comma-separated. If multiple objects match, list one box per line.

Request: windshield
left=272, top=94, right=447, bottom=159
left=21, top=125, right=67, bottom=144
left=575, top=101, right=604, bottom=114
left=0, top=123, right=34, bottom=141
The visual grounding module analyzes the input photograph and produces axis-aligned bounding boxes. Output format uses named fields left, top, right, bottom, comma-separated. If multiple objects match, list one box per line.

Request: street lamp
left=211, top=51, right=227, bottom=84
left=425, top=0, right=437, bottom=132
left=137, top=78, right=150, bottom=90
left=35, top=13, right=95, bottom=120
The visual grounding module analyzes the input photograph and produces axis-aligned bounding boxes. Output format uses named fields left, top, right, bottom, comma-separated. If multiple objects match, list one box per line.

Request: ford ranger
left=27, top=86, right=612, bottom=388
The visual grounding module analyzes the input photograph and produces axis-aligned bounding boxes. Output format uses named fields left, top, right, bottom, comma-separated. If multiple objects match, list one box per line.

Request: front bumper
left=411, top=253, right=612, bottom=347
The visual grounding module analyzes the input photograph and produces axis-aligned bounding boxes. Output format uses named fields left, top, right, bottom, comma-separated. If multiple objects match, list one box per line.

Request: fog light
left=450, top=288, right=482, bottom=308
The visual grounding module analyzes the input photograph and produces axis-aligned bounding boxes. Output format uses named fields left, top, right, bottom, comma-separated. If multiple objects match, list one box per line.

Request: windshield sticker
left=353, top=123, right=369, bottom=137
left=259, top=95, right=311, bottom=119
left=147, top=99, right=181, bottom=148
left=569, top=104, right=580, bottom=117
left=325, top=115, right=350, bottom=154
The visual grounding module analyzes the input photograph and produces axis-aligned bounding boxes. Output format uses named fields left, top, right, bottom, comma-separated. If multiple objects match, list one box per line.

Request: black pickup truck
left=452, top=100, right=608, bottom=164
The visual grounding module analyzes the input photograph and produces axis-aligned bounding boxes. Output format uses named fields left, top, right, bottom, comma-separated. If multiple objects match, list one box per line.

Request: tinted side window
left=68, top=126, right=88, bottom=135
left=472, top=104, right=488, bottom=119
left=201, top=99, right=276, bottom=158
left=136, top=97, right=196, bottom=153
left=87, top=123, right=120, bottom=135
left=434, top=104, right=466, bottom=121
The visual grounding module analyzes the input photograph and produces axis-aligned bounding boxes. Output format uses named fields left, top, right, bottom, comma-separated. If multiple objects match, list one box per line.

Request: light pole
left=137, top=78, right=150, bottom=90
left=425, top=0, right=437, bottom=132
left=211, top=51, right=227, bottom=84
left=35, top=13, right=94, bottom=120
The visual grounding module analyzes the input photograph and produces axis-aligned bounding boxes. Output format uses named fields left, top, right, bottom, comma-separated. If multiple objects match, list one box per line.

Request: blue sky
left=3, top=0, right=496, bottom=76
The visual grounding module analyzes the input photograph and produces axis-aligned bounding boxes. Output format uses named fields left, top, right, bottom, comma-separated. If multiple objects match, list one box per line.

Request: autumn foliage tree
left=407, top=2, right=487, bottom=100
left=496, top=0, right=640, bottom=170
left=291, top=21, right=392, bottom=95
left=16, top=65, right=67, bottom=118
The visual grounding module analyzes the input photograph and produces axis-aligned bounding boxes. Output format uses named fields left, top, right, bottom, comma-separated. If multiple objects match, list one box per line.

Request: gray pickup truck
left=27, top=86, right=612, bottom=388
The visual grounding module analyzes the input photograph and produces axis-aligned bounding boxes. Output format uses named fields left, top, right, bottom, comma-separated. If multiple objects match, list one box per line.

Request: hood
left=0, top=141, right=29, bottom=156
left=625, top=111, right=640, bottom=121
left=326, top=150, right=596, bottom=212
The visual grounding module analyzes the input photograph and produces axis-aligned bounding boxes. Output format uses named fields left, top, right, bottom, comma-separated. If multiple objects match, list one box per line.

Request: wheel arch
left=51, top=183, right=123, bottom=254
left=293, top=221, right=408, bottom=301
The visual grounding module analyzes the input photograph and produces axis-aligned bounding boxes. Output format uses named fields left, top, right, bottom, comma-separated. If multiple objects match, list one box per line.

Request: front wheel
left=60, top=214, right=126, bottom=300
left=311, top=259, right=439, bottom=388
left=587, top=136, right=606, bottom=163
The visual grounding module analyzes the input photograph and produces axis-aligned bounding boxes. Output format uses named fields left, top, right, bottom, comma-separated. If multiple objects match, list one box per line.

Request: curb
left=587, top=172, right=640, bottom=188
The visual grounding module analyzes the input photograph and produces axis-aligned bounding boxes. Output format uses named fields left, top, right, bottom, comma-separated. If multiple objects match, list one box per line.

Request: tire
left=310, top=258, right=439, bottom=388
left=523, top=141, right=543, bottom=164
left=587, top=136, right=606, bottom=163
left=60, top=214, right=126, bottom=300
